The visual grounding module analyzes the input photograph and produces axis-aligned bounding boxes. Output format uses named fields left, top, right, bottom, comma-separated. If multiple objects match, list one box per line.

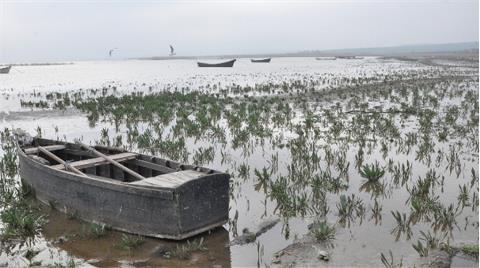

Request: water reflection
left=42, top=208, right=231, bottom=267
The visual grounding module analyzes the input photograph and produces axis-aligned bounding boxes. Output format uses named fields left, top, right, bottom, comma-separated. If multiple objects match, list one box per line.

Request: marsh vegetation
left=0, top=57, right=478, bottom=266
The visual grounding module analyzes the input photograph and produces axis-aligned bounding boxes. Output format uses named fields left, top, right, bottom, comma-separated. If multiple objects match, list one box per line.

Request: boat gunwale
left=250, top=58, right=271, bottom=63
left=18, top=140, right=227, bottom=200
left=18, top=138, right=230, bottom=240
left=197, top=59, right=236, bottom=67
left=18, top=147, right=175, bottom=200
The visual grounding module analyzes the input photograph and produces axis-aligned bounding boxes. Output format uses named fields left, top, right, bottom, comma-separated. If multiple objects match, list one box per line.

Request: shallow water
left=0, top=57, right=426, bottom=112
left=0, top=57, right=478, bottom=267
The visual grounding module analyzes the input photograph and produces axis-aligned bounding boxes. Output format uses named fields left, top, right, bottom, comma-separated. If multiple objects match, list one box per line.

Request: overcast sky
left=0, top=0, right=478, bottom=62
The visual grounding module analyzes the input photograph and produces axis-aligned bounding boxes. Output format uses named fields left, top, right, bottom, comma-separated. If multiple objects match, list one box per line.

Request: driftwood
left=230, top=217, right=280, bottom=245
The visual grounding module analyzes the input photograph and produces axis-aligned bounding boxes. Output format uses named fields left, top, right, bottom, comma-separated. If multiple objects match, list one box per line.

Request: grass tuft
left=169, top=237, right=208, bottom=260
left=117, top=234, right=145, bottom=251
left=359, top=162, right=385, bottom=182
left=311, top=221, right=336, bottom=241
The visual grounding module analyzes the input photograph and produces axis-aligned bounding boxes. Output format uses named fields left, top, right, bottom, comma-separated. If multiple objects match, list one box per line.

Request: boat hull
left=197, top=59, right=236, bottom=67
left=0, top=66, right=11, bottom=74
left=18, top=143, right=229, bottom=240
left=315, top=57, right=336, bottom=60
left=251, top=58, right=271, bottom=63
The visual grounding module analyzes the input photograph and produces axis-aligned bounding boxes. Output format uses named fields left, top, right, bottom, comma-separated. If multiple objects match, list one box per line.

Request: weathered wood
left=77, top=142, right=145, bottom=181
left=37, top=146, right=86, bottom=176
left=130, top=177, right=178, bottom=188
left=98, top=164, right=110, bottom=178
left=85, top=166, right=97, bottom=176
left=112, top=166, right=125, bottom=181
left=87, top=173, right=125, bottom=184
left=64, top=149, right=95, bottom=158
left=25, top=145, right=66, bottom=154
left=18, top=137, right=230, bottom=240
left=129, top=170, right=205, bottom=188
left=133, top=159, right=176, bottom=174
left=64, top=148, right=123, bottom=158
left=51, top=152, right=137, bottom=170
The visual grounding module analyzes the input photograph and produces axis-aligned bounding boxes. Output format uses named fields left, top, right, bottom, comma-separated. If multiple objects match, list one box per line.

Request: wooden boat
left=251, top=58, right=271, bottom=63
left=197, top=59, right=236, bottom=67
left=17, top=137, right=230, bottom=240
left=0, top=66, right=11, bottom=74
left=336, top=56, right=363, bottom=60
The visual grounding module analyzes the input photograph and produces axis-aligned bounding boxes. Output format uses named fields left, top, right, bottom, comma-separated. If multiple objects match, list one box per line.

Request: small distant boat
left=18, top=137, right=230, bottom=240
left=197, top=59, right=236, bottom=67
left=0, top=66, right=11, bottom=74
left=336, top=56, right=353, bottom=59
left=251, top=58, right=271, bottom=63
left=316, top=57, right=336, bottom=61
left=336, top=56, right=363, bottom=60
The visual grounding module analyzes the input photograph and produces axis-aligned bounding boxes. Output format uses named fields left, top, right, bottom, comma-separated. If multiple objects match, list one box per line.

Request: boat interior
left=21, top=139, right=215, bottom=188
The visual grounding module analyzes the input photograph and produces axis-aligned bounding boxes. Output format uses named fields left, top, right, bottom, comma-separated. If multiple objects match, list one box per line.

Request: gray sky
left=0, top=0, right=478, bottom=62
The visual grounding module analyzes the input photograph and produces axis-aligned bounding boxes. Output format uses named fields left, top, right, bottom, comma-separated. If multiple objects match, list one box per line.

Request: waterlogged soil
left=42, top=209, right=231, bottom=267
left=0, top=57, right=478, bottom=267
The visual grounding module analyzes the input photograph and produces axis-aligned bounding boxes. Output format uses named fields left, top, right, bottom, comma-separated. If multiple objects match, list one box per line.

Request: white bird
left=169, top=45, right=176, bottom=56
left=109, top=48, right=118, bottom=57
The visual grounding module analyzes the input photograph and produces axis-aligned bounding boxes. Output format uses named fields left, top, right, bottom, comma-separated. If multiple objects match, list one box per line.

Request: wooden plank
left=37, top=146, right=86, bottom=176
left=129, top=170, right=205, bottom=188
left=87, top=173, right=125, bottom=184
left=112, top=166, right=125, bottom=181
left=25, top=145, right=66, bottom=154
left=64, top=148, right=124, bottom=158
left=129, top=178, right=178, bottom=188
left=85, top=166, right=97, bottom=176
left=51, top=152, right=137, bottom=170
left=77, top=142, right=145, bottom=181
left=97, top=164, right=110, bottom=178
left=133, top=159, right=176, bottom=174
left=64, top=149, right=95, bottom=158
left=168, top=170, right=205, bottom=182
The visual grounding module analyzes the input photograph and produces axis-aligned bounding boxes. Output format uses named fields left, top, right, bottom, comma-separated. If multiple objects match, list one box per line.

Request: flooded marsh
left=0, top=57, right=478, bottom=267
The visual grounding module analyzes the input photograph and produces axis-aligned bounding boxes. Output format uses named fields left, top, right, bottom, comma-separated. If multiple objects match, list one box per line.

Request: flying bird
left=169, top=45, right=176, bottom=56
left=109, top=48, right=118, bottom=57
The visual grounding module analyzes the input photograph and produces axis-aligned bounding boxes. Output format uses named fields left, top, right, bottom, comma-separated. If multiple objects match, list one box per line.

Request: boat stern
left=174, top=172, right=230, bottom=239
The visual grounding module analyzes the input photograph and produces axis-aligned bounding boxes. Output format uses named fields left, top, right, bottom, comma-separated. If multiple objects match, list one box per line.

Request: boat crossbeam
left=50, top=152, right=137, bottom=170
left=37, top=146, right=87, bottom=177
left=77, top=142, right=146, bottom=181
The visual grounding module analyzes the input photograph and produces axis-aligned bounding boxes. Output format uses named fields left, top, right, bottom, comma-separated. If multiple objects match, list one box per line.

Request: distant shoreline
left=1, top=43, right=477, bottom=65
left=136, top=50, right=478, bottom=62
left=0, top=62, right=74, bottom=67
left=136, top=41, right=478, bottom=61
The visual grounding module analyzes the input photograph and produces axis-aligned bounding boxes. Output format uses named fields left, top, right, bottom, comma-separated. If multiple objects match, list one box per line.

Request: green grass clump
left=359, top=162, right=385, bottom=182
left=117, top=234, right=145, bottom=251
left=311, top=221, right=336, bottom=241
left=169, top=238, right=207, bottom=260
left=0, top=201, right=47, bottom=239
left=380, top=250, right=403, bottom=268
left=461, top=244, right=479, bottom=258
left=80, top=223, right=108, bottom=239
left=412, top=240, right=429, bottom=257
